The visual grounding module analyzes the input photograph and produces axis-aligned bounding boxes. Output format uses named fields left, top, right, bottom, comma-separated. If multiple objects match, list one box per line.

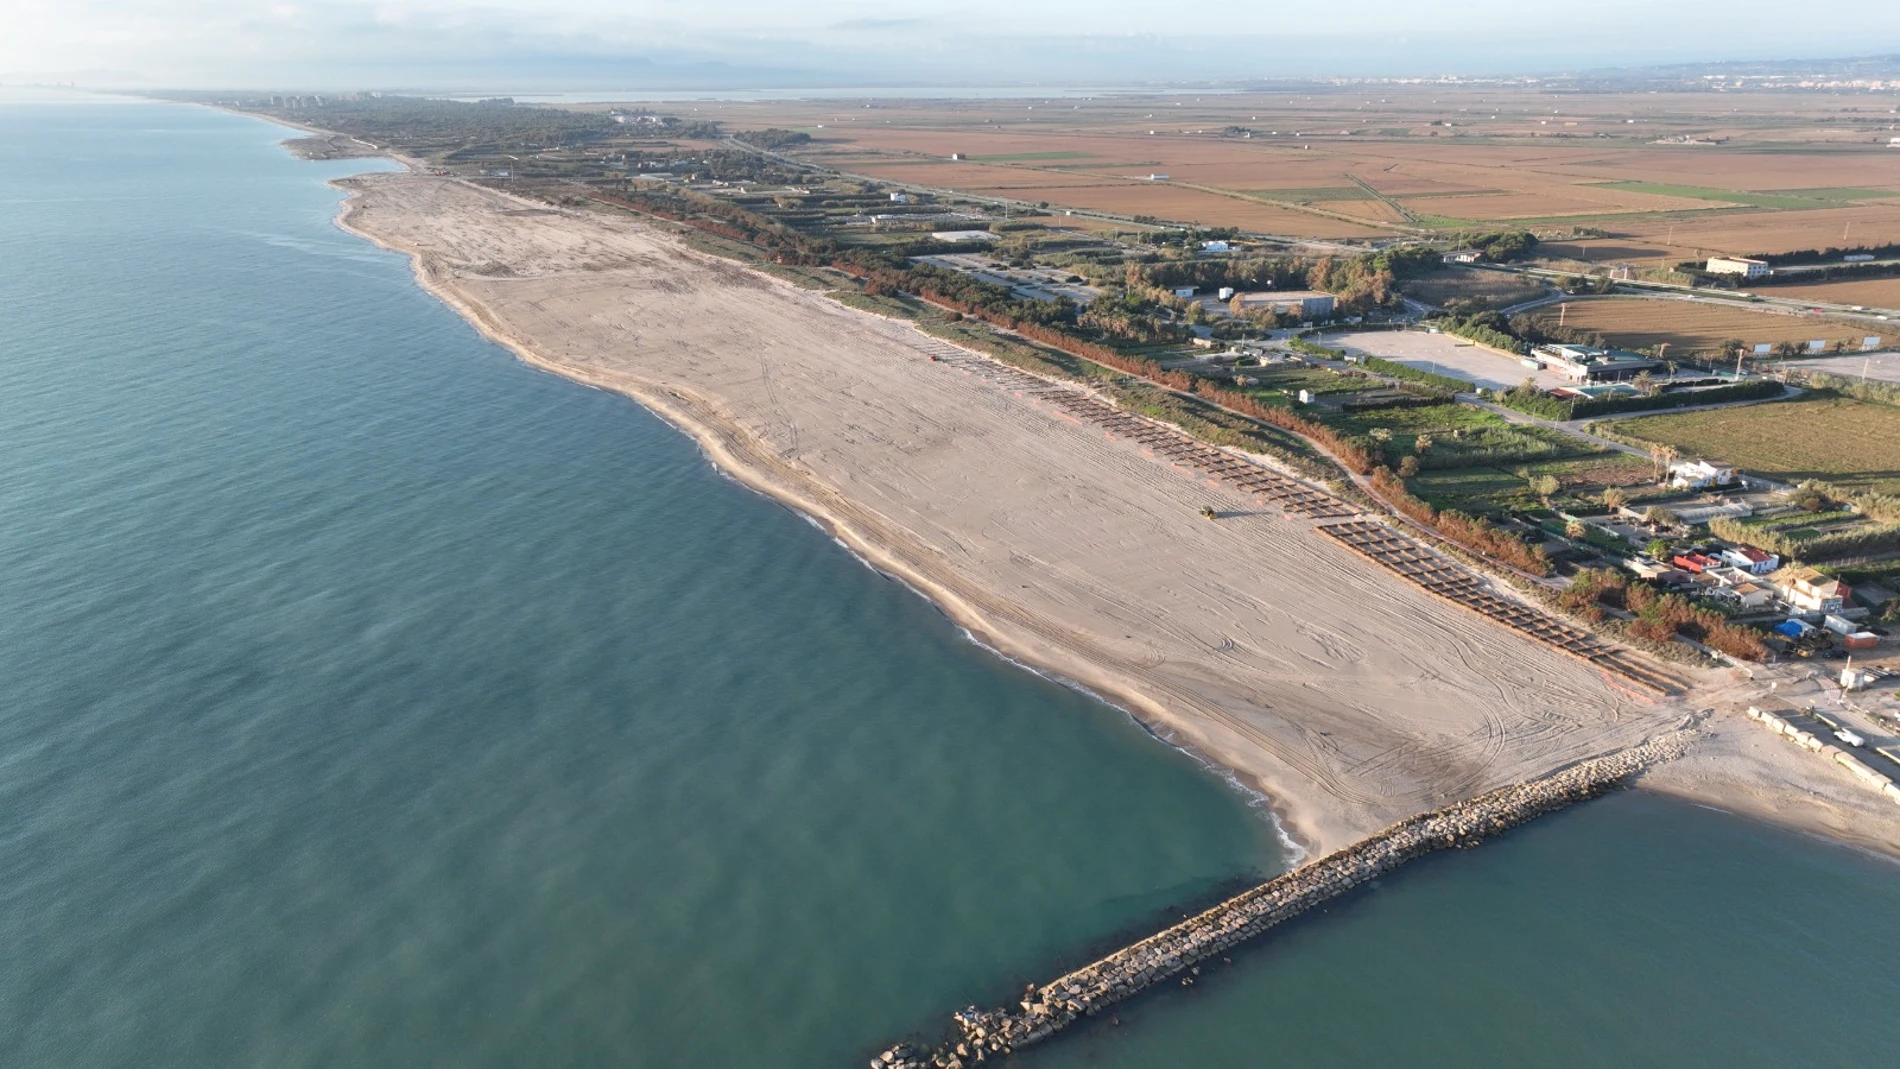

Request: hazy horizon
left=6, top=0, right=1900, bottom=90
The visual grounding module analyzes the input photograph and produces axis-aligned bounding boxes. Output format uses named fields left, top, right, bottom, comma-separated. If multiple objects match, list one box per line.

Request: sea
left=1, top=92, right=1896, bottom=1068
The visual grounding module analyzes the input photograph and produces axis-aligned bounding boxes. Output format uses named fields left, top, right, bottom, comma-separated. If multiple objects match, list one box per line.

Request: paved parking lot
left=1788, top=349, right=1900, bottom=385
left=1326, top=330, right=1569, bottom=392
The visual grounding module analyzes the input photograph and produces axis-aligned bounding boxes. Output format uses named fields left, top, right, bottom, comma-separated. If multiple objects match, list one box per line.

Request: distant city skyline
left=5, top=0, right=1900, bottom=88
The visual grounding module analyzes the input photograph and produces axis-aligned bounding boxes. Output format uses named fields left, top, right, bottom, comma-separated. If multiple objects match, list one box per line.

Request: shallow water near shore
left=2, top=95, right=1897, bottom=1068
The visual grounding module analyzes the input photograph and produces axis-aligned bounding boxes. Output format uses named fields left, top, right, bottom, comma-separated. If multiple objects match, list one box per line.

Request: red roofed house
left=1672, top=552, right=1719, bottom=574
left=1720, top=546, right=1779, bottom=575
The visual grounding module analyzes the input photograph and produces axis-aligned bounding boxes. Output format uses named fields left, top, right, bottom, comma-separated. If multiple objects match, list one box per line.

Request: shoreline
left=324, top=174, right=1318, bottom=855
left=312, top=154, right=1900, bottom=863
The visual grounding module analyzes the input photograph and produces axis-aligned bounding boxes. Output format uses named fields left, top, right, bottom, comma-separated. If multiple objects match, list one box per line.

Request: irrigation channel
left=906, top=333, right=1684, bottom=696
left=873, top=731, right=1691, bottom=1068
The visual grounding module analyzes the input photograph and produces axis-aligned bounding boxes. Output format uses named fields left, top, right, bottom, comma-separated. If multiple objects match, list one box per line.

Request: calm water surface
left=1, top=94, right=1896, bottom=1068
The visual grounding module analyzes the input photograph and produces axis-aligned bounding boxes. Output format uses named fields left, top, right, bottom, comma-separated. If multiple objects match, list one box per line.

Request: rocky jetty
left=873, top=733, right=1688, bottom=1068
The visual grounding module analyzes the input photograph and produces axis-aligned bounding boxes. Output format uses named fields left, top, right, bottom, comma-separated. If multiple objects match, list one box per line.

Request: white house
left=1201, top=240, right=1231, bottom=253
left=1669, top=459, right=1738, bottom=490
left=1775, top=567, right=1850, bottom=614
left=1720, top=546, right=1779, bottom=575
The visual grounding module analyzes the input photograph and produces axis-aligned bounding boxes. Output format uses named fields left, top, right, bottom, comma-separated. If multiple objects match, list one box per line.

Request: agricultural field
left=1753, top=276, right=1900, bottom=313
left=1329, top=402, right=1601, bottom=472
left=1396, top=267, right=1550, bottom=311
left=664, top=87, right=1900, bottom=255
left=1525, top=296, right=1872, bottom=356
left=1599, top=393, right=1900, bottom=494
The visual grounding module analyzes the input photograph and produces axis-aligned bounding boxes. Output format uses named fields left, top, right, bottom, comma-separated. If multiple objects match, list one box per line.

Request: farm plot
left=1753, top=276, right=1900, bottom=313
left=1615, top=202, right=1900, bottom=257
left=1525, top=297, right=1871, bottom=356
left=1601, top=394, right=1900, bottom=494
left=1396, top=267, right=1550, bottom=312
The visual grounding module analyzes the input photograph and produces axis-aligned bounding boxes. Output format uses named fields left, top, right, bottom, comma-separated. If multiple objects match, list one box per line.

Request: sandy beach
left=330, top=171, right=1900, bottom=858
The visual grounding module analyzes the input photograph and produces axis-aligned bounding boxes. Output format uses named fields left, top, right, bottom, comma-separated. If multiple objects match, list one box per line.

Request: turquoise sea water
left=1, top=95, right=1897, bottom=1068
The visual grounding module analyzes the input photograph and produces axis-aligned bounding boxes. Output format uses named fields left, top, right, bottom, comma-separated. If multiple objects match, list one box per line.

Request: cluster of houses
left=1624, top=544, right=1881, bottom=648
left=1564, top=456, right=1891, bottom=655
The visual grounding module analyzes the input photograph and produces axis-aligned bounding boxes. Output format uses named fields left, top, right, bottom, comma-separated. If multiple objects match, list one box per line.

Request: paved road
left=1489, top=263, right=1900, bottom=321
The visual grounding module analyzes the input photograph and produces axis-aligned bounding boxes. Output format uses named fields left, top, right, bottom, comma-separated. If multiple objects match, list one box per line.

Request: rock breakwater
left=873, top=732, right=1689, bottom=1068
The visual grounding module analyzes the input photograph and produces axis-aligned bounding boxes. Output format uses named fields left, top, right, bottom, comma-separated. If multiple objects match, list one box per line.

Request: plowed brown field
left=1527, top=297, right=1871, bottom=355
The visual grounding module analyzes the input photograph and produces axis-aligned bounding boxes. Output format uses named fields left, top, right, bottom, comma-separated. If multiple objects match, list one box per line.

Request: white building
left=1201, top=240, right=1231, bottom=253
left=1775, top=567, right=1850, bottom=614
left=1721, top=546, right=1779, bottom=575
left=1669, top=459, right=1738, bottom=490
left=1233, top=290, right=1337, bottom=319
left=1706, top=256, right=1771, bottom=279
left=930, top=230, right=996, bottom=243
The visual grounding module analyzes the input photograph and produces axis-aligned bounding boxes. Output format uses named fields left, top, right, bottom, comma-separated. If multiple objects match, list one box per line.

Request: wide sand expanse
left=331, top=173, right=1900, bottom=857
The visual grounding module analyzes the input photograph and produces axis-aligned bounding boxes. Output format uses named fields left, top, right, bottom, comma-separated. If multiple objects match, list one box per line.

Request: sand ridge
left=334, top=172, right=1699, bottom=855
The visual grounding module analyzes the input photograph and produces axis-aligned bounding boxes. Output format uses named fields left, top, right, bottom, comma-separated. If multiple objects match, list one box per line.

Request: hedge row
left=1497, top=377, right=1785, bottom=420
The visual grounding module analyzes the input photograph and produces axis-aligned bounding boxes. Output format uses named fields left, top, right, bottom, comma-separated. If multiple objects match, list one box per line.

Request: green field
left=1590, top=182, right=1898, bottom=210
left=1331, top=403, right=1598, bottom=472
left=1247, top=187, right=1375, bottom=202
left=1601, top=394, right=1900, bottom=494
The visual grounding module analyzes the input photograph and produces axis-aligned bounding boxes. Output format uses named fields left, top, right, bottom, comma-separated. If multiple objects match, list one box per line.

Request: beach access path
left=333, top=172, right=1701, bottom=854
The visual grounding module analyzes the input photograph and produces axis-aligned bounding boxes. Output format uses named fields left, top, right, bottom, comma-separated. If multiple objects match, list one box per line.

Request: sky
left=4, top=0, right=1899, bottom=88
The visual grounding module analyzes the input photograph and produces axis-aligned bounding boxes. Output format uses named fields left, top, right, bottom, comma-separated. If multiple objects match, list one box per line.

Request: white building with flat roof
left=1706, top=256, right=1771, bottom=279
left=1234, top=290, right=1336, bottom=319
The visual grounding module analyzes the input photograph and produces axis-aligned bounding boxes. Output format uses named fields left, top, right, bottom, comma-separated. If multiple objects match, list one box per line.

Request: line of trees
left=1369, top=468, right=1554, bottom=575
left=1557, top=569, right=1768, bottom=660
left=1496, top=376, right=1784, bottom=420
left=1709, top=515, right=1900, bottom=562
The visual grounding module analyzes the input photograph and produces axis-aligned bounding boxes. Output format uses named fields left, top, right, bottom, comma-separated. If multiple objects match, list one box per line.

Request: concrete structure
left=1201, top=240, right=1231, bottom=253
left=1234, top=290, right=1336, bottom=319
left=1721, top=546, right=1779, bottom=575
left=1624, top=557, right=1686, bottom=582
left=930, top=230, right=996, bottom=243
left=1706, top=256, right=1772, bottom=279
left=1776, top=566, right=1851, bottom=614
left=876, top=734, right=1688, bottom=1069
left=1173, top=287, right=1197, bottom=298
left=1529, top=343, right=1661, bottom=383
left=1444, top=249, right=1482, bottom=264
left=1669, top=458, right=1739, bottom=490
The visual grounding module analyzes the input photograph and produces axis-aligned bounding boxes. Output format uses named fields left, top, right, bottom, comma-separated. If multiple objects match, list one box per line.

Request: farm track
left=901, top=331, right=1686, bottom=696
